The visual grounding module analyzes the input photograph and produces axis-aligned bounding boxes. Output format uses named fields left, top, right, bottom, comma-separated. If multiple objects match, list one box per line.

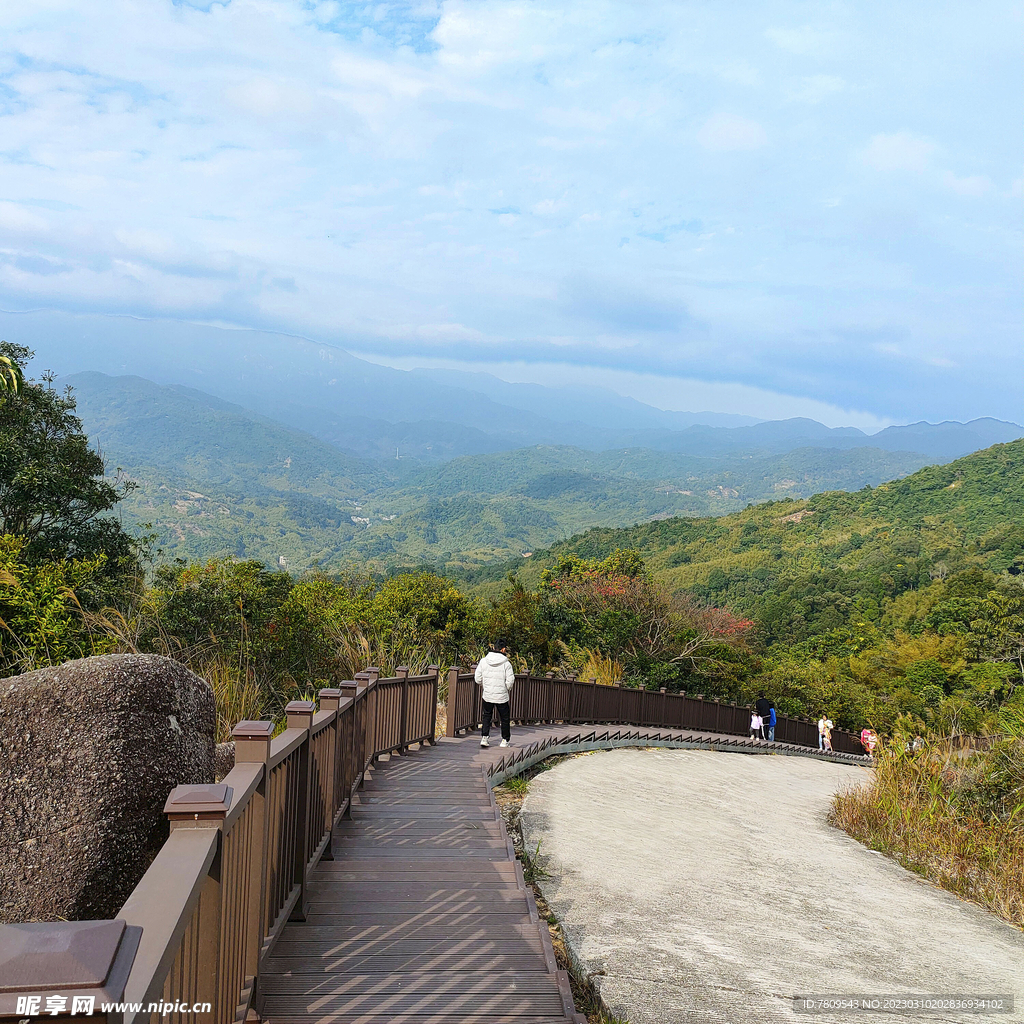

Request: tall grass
left=330, top=625, right=442, bottom=680
left=558, top=645, right=623, bottom=685
left=88, top=602, right=442, bottom=742
left=831, top=730, right=1024, bottom=928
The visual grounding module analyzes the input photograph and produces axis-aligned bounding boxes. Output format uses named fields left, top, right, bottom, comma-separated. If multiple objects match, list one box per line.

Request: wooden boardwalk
left=261, top=724, right=867, bottom=1023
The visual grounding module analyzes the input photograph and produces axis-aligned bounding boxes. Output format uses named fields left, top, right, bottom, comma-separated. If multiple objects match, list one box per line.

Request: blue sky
left=0, top=0, right=1020, bottom=427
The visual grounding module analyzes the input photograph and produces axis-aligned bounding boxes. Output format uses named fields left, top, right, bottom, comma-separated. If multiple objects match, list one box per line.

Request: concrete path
left=519, top=747, right=1024, bottom=1024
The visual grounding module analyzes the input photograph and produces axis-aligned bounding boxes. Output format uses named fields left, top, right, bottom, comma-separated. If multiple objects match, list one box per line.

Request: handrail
left=0, top=659, right=867, bottom=1022
left=444, top=671, right=865, bottom=756
left=0, top=665, right=443, bottom=1023
left=118, top=828, right=219, bottom=1019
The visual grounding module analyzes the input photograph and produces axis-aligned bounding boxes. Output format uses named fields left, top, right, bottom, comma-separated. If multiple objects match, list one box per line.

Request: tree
left=0, top=534, right=114, bottom=673
left=0, top=343, right=136, bottom=568
left=0, top=350, right=24, bottom=395
left=486, top=573, right=554, bottom=670
left=540, top=548, right=754, bottom=677
left=368, top=572, right=481, bottom=663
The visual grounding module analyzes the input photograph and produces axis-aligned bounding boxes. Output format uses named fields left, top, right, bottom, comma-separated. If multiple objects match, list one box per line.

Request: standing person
left=755, top=693, right=772, bottom=729
left=476, top=642, right=515, bottom=748
left=817, top=715, right=827, bottom=750
left=749, top=709, right=763, bottom=740
left=823, top=717, right=834, bottom=752
left=860, top=728, right=878, bottom=755
left=768, top=705, right=777, bottom=743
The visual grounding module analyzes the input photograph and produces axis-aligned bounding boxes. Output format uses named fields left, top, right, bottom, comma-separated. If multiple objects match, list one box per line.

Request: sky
left=0, top=0, right=1021, bottom=427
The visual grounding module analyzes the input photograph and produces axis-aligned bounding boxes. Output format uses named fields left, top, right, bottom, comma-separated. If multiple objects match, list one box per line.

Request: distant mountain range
left=10, top=309, right=1022, bottom=465
left=63, top=369, right=1023, bottom=573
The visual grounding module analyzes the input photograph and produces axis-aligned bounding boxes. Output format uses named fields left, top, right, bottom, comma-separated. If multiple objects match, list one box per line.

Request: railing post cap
left=660, top=688, right=667, bottom=693
left=164, top=783, right=232, bottom=817
left=0, top=919, right=140, bottom=1004
left=231, top=720, right=274, bottom=741
left=285, top=699, right=316, bottom=712
left=319, top=687, right=342, bottom=698
left=428, top=664, right=441, bottom=672
left=396, top=665, right=410, bottom=674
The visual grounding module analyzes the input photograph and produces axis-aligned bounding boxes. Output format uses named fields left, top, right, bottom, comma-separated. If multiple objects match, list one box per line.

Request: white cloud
left=861, top=132, right=937, bottom=173
left=788, top=74, right=844, bottom=104
left=941, top=171, right=992, bottom=197
left=765, top=25, right=838, bottom=57
left=696, top=112, right=767, bottom=152
left=0, top=0, right=1018, bottom=422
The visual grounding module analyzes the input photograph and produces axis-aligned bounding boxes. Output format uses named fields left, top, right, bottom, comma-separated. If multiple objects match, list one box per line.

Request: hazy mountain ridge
left=16, top=310, right=1024, bottom=466
left=63, top=370, right=999, bottom=574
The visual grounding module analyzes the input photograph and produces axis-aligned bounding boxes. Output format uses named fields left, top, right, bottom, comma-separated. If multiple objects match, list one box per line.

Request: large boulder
left=0, top=654, right=215, bottom=922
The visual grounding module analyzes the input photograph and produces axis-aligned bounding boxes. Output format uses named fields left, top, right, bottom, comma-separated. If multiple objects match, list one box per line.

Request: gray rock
left=215, top=741, right=236, bottom=782
left=0, top=654, right=215, bottom=922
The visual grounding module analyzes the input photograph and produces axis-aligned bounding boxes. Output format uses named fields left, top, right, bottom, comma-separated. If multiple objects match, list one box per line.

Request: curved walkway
left=261, top=724, right=868, bottom=1022
left=520, top=747, right=1024, bottom=1024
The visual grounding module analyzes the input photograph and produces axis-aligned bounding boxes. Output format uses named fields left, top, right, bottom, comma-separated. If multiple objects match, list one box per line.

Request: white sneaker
left=480, top=737, right=489, bottom=747
left=500, top=739, right=509, bottom=748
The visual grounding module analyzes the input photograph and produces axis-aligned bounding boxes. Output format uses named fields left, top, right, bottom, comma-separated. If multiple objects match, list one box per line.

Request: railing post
left=340, top=681, right=360, bottom=804
left=318, top=688, right=342, bottom=816
left=445, top=666, right=460, bottom=737
left=396, top=665, right=410, bottom=754
left=164, top=782, right=233, bottom=1019
left=469, top=662, right=481, bottom=732
left=231, top=720, right=273, bottom=987
left=614, top=681, right=622, bottom=724
left=359, top=667, right=380, bottom=764
left=660, top=688, right=668, bottom=726
left=285, top=699, right=315, bottom=922
left=318, top=688, right=343, bottom=861
left=427, top=665, right=441, bottom=744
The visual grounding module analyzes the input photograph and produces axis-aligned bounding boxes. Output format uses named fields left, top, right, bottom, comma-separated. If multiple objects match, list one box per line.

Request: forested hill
left=501, top=440, right=1024, bottom=641
left=67, top=371, right=940, bottom=572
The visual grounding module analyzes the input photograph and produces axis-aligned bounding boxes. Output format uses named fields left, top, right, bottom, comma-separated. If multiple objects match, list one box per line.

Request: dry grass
left=831, top=737, right=1024, bottom=929
left=558, top=646, right=624, bottom=685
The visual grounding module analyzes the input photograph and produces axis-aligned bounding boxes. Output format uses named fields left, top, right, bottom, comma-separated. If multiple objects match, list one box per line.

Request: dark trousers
left=482, top=700, right=511, bottom=741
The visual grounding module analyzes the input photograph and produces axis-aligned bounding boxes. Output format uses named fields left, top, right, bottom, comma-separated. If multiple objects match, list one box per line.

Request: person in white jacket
left=475, top=644, right=515, bottom=748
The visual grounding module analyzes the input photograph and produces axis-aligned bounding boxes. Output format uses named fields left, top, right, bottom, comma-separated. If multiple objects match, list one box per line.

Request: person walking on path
left=817, top=715, right=827, bottom=750
left=823, top=717, right=834, bottom=751
left=476, top=643, right=515, bottom=748
left=767, top=705, right=777, bottom=743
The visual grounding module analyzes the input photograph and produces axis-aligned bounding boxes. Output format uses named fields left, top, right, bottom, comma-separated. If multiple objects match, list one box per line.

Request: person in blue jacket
left=768, top=704, right=777, bottom=742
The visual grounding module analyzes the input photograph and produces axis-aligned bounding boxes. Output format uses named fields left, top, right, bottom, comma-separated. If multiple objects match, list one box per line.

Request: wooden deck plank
left=268, top=727, right=613, bottom=1024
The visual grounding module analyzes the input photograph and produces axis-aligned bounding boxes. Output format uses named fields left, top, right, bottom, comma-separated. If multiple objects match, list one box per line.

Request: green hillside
left=67, top=371, right=970, bottom=573
left=499, top=440, right=1024, bottom=641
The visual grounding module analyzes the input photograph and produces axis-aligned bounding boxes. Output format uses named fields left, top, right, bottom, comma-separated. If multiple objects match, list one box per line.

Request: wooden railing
left=0, top=663, right=863, bottom=1022
left=444, top=668, right=865, bottom=756
left=0, top=667, right=440, bottom=1024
